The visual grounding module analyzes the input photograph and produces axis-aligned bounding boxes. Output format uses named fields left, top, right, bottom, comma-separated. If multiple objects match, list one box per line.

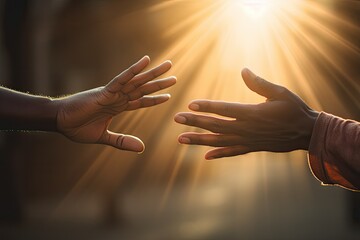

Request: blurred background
left=0, top=0, right=359, bottom=239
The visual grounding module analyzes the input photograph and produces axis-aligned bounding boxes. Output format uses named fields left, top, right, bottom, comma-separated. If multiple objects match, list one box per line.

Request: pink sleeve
left=308, top=112, right=360, bottom=191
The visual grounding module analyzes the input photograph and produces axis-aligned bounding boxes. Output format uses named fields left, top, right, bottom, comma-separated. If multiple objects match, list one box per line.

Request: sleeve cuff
left=307, top=112, right=333, bottom=185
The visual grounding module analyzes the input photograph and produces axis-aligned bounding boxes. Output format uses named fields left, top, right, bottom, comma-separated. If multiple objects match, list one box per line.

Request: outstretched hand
left=56, top=56, right=176, bottom=152
left=175, top=68, right=319, bottom=160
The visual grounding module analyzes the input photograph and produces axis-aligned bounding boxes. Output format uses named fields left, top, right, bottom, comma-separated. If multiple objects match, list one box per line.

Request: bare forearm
left=0, top=87, right=59, bottom=131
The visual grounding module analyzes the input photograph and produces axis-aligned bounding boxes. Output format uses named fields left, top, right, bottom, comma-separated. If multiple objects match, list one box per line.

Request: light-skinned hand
left=174, top=68, right=319, bottom=160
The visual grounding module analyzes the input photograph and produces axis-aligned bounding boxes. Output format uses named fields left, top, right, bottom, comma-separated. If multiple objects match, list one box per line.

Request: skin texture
left=1, top=56, right=176, bottom=153
left=174, top=68, right=319, bottom=160
left=55, top=56, right=176, bottom=152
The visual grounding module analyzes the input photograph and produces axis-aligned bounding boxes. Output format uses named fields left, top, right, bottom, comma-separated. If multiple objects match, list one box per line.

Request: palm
left=57, top=87, right=121, bottom=143
left=175, top=68, right=318, bottom=159
left=56, top=56, right=176, bottom=152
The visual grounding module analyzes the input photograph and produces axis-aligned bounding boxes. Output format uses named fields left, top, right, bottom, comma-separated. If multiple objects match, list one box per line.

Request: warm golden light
left=60, top=0, right=360, bottom=215
left=238, top=0, right=270, bottom=18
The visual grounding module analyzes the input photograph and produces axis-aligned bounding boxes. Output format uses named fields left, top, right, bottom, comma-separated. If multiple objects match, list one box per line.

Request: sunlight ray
left=61, top=0, right=359, bottom=210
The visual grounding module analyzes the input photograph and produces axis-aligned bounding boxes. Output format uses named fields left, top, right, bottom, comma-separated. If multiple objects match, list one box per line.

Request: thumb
left=100, top=130, right=145, bottom=153
left=241, top=68, right=286, bottom=99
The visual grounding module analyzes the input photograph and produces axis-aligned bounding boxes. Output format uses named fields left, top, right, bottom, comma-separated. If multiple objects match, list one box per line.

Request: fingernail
left=139, top=55, right=148, bottom=62
left=189, top=103, right=200, bottom=111
left=136, top=144, right=145, bottom=154
left=174, top=115, right=187, bottom=124
left=179, top=137, right=191, bottom=144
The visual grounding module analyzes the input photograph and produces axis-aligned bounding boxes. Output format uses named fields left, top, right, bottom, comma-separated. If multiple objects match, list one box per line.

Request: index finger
left=130, top=60, right=172, bottom=86
left=121, top=60, right=172, bottom=94
left=188, top=100, right=255, bottom=119
left=106, top=55, right=151, bottom=93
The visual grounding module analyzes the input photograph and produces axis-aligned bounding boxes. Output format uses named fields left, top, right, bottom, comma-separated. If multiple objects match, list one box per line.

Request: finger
left=106, top=56, right=151, bottom=92
left=100, top=130, right=145, bottom=152
left=122, top=60, right=173, bottom=94
left=188, top=99, right=254, bottom=119
left=205, top=146, right=251, bottom=160
left=205, top=140, right=300, bottom=159
left=127, top=76, right=177, bottom=100
left=178, top=132, right=242, bottom=147
left=241, top=68, right=288, bottom=99
left=174, top=112, right=235, bottom=134
left=126, top=94, right=171, bottom=111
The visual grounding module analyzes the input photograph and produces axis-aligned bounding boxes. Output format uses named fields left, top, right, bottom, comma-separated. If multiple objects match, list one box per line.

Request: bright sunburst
left=238, top=0, right=270, bottom=18
left=60, top=0, right=360, bottom=211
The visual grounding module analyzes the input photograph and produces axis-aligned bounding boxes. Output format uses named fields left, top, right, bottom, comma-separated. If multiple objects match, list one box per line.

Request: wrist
left=0, top=87, right=62, bottom=132
left=41, top=98, right=62, bottom=132
left=300, top=109, right=320, bottom=150
left=15, top=96, right=60, bottom=132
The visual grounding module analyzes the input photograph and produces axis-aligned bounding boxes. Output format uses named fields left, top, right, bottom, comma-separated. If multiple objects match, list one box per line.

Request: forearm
left=0, top=87, right=59, bottom=131
left=308, top=112, right=360, bottom=191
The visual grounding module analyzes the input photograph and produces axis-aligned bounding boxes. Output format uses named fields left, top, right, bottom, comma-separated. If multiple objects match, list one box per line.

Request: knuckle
left=199, top=101, right=209, bottom=110
left=278, top=86, right=288, bottom=95
left=190, top=135, right=201, bottom=144
left=154, top=82, right=163, bottom=91
left=150, top=69, right=157, bottom=78
left=256, top=76, right=266, bottom=86
left=224, top=148, right=233, bottom=155
left=138, top=99, right=145, bottom=108
left=247, top=105, right=261, bottom=119
left=209, top=136, right=222, bottom=146
left=116, top=135, right=126, bottom=148
left=210, top=120, right=222, bottom=132
left=185, top=114, right=195, bottom=124
left=129, top=91, right=141, bottom=101
left=129, top=65, right=137, bottom=74
left=223, top=104, right=231, bottom=114
left=127, top=82, right=138, bottom=92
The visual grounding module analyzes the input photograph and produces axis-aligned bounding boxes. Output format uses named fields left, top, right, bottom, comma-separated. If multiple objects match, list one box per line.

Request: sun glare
left=239, top=0, right=270, bottom=18
left=63, top=0, right=360, bottom=210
